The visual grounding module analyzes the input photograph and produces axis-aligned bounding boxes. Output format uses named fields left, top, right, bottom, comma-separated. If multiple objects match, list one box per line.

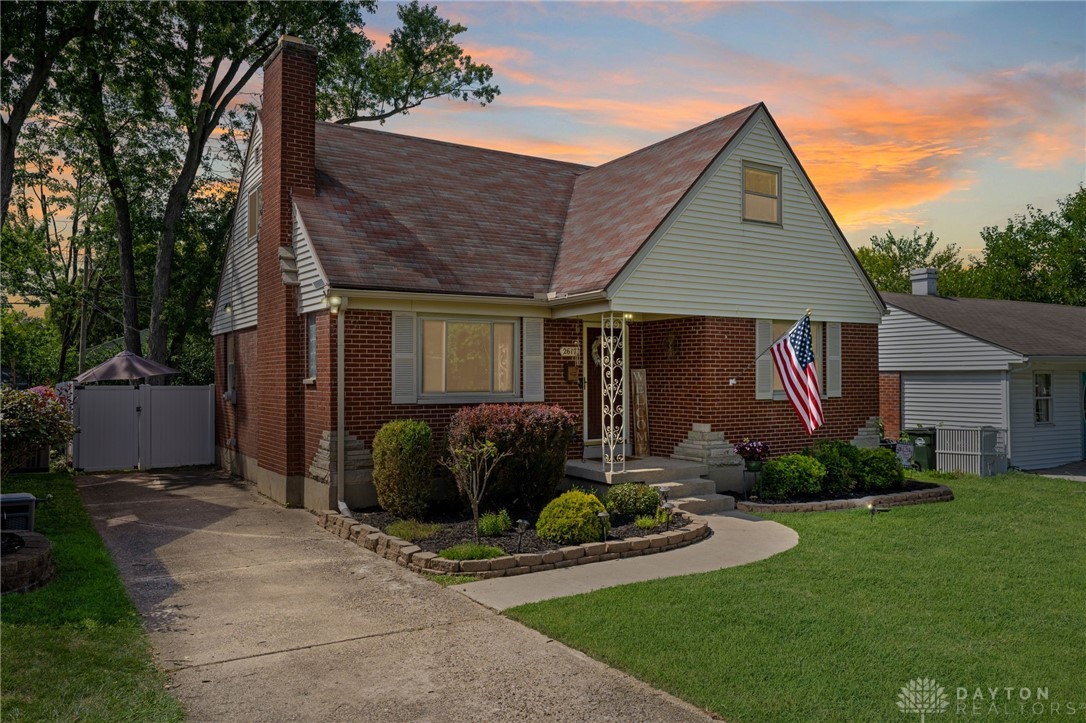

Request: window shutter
left=755, top=319, right=773, bottom=400
left=522, top=318, right=545, bottom=402
left=826, top=322, right=842, bottom=398
left=391, top=312, right=417, bottom=404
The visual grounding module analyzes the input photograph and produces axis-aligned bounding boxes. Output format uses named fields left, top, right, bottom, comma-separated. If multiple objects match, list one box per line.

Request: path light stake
left=868, top=503, right=892, bottom=520
left=597, top=511, right=610, bottom=542
left=515, top=519, right=529, bottom=553
left=662, top=502, right=675, bottom=531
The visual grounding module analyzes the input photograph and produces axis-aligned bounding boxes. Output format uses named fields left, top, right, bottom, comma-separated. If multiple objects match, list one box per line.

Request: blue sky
left=359, top=1, right=1085, bottom=256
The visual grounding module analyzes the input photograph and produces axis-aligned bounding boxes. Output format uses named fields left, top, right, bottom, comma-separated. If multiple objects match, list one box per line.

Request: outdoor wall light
left=597, top=510, right=610, bottom=542
left=327, top=295, right=343, bottom=315
left=515, top=518, right=529, bottom=553
left=223, top=303, right=233, bottom=315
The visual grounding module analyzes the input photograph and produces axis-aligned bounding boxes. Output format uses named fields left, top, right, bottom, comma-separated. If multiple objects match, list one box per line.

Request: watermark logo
left=899, top=678, right=950, bottom=722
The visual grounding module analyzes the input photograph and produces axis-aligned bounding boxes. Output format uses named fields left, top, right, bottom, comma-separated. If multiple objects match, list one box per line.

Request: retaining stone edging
left=316, top=511, right=711, bottom=577
left=1, top=532, right=56, bottom=595
left=736, top=484, right=954, bottom=514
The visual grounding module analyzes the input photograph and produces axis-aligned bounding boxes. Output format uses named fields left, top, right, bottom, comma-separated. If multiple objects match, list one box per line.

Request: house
left=879, top=268, right=1086, bottom=471
left=211, top=36, right=886, bottom=511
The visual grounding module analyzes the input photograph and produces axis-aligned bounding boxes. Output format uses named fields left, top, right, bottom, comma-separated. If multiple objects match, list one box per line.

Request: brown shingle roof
left=883, top=292, right=1086, bottom=357
left=299, top=107, right=760, bottom=297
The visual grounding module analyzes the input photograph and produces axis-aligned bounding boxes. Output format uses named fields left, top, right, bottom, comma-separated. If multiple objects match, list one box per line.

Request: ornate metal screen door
left=600, top=313, right=626, bottom=475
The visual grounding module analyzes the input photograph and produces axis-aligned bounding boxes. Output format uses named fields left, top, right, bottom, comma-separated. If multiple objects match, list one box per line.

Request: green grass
left=437, top=542, right=506, bottom=560
left=508, top=471, right=1086, bottom=721
left=419, top=572, right=480, bottom=587
left=1, top=473, right=185, bottom=722
left=386, top=518, right=444, bottom=542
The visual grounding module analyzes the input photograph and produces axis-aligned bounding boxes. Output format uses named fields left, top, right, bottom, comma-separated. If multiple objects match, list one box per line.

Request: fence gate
left=73, top=385, right=215, bottom=472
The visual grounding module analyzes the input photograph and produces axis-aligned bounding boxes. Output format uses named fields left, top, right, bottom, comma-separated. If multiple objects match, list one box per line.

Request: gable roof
left=882, top=292, right=1086, bottom=357
left=294, top=107, right=763, bottom=299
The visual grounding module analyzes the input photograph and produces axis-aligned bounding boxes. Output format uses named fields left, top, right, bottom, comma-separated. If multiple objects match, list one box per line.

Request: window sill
left=416, top=394, right=521, bottom=405
left=302, top=377, right=317, bottom=387
left=741, top=218, right=783, bottom=228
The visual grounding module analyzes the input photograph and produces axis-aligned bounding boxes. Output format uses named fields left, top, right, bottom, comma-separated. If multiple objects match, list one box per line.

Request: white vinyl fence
left=935, top=426, right=1008, bottom=477
left=72, top=385, right=214, bottom=472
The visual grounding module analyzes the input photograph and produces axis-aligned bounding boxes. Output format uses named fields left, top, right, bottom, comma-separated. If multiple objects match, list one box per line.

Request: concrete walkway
left=1033, top=460, right=1086, bottom=483
left=453, top=511, right=799, bottom=611
left=78, top=469, right=712, bottom=723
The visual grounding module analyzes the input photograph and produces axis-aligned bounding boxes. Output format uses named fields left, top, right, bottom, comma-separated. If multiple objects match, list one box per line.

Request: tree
left=441, top=437, right=510, bottom=543
left=57, top=0, right=498, bottom=365
left=855, top=229, right=978, bottom=296
left=0, top=310, right=60, bottom=387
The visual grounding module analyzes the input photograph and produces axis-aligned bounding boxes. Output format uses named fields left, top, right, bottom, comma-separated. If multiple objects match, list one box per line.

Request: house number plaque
left=559, top=346, right=580, bottom=358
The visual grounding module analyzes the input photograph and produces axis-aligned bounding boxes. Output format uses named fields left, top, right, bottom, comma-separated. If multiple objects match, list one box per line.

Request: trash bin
left=909, top=426, right=937, bottom=471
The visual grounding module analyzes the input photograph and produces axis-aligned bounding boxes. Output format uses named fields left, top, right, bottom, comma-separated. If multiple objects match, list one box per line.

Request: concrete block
left=459, top=559, right=492, bottom=573
left=489, top=556, right=516, bottom=570
left=646, top=534, right=668, bottom=548
left=627, top=537, right=650, bottom=551
left=514, top=553, right=543, bottom=567
left=429, top=557, right=460, bottom=574
left=581, top=543, right=606, bottom=556
left=412, top=552, right=437, bottom=569
left=599, top=552, right=620, bottom=562
left=605, top=540, right=631, bottom=554
left=541, top=551, right=564, bottom=564
left=560, top=546, right=585, bottom=560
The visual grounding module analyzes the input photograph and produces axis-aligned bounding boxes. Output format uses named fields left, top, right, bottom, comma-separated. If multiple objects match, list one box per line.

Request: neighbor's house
left=211, top=37, right=886, bottom=511
left=880, top=268, right=1086, bottom=471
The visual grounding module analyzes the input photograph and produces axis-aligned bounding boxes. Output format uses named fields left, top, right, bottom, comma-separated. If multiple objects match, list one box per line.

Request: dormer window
left=743, top=163, right=781, bottom=225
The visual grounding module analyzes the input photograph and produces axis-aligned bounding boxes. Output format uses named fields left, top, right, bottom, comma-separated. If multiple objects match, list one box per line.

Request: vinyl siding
left=902, top=371, right=1006, bottom=428
left=293, top=205, right=328, bottom=314
left=880, top=306, right=1021, bottom=371
left=211, top=121, right=262, bottom=334
left=611, top=114, right=883, bottom=324
left=1008, top=367, right=1085, bottom=469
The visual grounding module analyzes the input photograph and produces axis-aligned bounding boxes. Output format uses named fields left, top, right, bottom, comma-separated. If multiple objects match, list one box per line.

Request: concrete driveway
left=78, top=470, right=712, bottom=722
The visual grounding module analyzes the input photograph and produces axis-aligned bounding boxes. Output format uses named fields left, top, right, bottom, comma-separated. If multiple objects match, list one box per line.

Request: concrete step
left=565, top=457, right=708, bottom=485
left=651, top=478, right=716, bottom=498
left=672, top=493, right=736, bottom=515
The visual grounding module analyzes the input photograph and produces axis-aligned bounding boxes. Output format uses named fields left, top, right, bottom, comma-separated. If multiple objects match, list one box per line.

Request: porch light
left=327, top=295, right=343, bottom=315
left=223, top=303, right=233, bottom=315
left=515, top=519, right=529, bottom=553
left=622, top=312, right=634, bottom=320
left=597, top=510, right=610, bottom=542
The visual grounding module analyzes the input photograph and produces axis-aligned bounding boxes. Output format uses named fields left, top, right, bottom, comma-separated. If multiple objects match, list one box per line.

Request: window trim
left=742, top=161, right=782, bottom=226
left=304, top=313, right=317, bottom=383
left=247, top=188, right=261, bottom=241
left=1033, top=372, right=1053, bottom=425
left=416, top=315, right=521, bottom=403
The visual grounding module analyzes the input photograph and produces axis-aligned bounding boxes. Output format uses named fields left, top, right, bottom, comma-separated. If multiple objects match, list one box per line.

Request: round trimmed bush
left=804, top=440, right=862, bottom=497
left=535, top=490, right=607, bottom=545
left=605, top=482, right=661, bottom=517
left=759, top=454, right=827, bottom=501
left=372, top=419, right=433, bottom=519
left=858, top=447, right=905, bottom=492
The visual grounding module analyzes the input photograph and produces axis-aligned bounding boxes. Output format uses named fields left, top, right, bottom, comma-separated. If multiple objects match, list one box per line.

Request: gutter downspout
left=332, top=296, right=351, bottom=517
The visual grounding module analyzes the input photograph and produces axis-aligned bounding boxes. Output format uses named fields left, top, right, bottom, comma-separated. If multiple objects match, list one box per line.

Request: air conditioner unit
left=1, top=493, right=41, bottom=532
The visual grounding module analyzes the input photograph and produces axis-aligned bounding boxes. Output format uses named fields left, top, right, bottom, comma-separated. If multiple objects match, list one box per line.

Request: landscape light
left=597, top=510, right=610, bottom=542
left=515, top=519, right=529, bottom=553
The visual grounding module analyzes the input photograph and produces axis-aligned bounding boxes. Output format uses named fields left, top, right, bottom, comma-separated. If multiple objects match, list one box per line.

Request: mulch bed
left=749, top=478, right=941, bottom=505
left=352, top=509, right=690, bottom=556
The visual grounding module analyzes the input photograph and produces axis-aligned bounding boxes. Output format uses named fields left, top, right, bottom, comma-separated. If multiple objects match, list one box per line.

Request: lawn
left=507, top=471, right=1086, bottom=721
left=1, top=473, right=185, bottom=722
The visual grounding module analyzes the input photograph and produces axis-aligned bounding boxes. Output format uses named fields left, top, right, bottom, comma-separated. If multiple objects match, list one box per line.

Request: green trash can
left=910, top=427, right=937, bottom=471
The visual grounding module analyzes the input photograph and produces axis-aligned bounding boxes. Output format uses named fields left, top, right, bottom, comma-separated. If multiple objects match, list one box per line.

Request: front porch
left=565, top=455, right=737, bottom=515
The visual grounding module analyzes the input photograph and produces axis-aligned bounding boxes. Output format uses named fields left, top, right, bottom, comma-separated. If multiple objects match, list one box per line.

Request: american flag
left=770, top=315, right=824, bottom=434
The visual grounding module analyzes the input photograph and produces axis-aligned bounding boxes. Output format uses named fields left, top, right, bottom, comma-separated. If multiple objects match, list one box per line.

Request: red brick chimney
left=256, top=36, right=317, bottom=503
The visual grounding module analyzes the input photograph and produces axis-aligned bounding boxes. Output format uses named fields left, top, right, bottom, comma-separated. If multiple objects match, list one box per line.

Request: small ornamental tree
left=1, top=386, right=75, bottom=479
left=441, top=436, right=511, bottom=542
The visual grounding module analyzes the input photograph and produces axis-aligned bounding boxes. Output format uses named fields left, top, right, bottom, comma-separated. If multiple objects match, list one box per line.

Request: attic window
left=743, top=164, right=781, bottom=225
left=247, top=189, right=261, bottom=240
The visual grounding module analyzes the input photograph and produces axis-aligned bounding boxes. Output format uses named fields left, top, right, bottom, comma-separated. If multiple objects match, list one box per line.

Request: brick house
left=212, top=37, right=886, bottom=511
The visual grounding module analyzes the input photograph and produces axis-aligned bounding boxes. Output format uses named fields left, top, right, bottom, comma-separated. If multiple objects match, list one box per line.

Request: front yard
left=507, top=471, right=1086, bottom=721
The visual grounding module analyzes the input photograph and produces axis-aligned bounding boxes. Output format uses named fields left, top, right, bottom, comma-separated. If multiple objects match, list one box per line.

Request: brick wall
left=302, top=311, right=335, bottom=471
left=214, top=327, right=260, bottom=454
left=879, top=372, right=902, bottom=440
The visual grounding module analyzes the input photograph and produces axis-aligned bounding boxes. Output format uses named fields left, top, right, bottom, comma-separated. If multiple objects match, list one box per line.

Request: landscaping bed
left=739, top=480, right=954, bottom=513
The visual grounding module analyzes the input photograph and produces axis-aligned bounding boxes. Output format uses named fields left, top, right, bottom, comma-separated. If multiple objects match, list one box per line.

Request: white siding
left=211, top=121, right=262, bottom=334
left=902, top=371, right=1006, bottom=428
left=880, top=306, right=1021, bottom=371
left=293, top=205, right=329, bottom=314
left=1008, top=368, right=1084, bottom=469
left=611, top=112, right=883, bottom=324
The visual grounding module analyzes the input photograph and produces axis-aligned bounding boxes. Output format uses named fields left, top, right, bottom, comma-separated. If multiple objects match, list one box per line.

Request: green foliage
left=371, top=419, right=434, bottom=519
left=857, top=447, right=905, bottom=493
left=535, top=490, right=607, bottom=545
left=419, top=572, right=480, bottom=586
left=855, top=228, right=977, bottom=296
left=0, top=310, right=61, bottom=387
left=759, top=454, right=827, bottom=501
left=803, top=440, right=863, bottom=497
left=605, top=482, right=661, bottom=517
left=446, top=403, right=576, bottom=515
left=386, top=519, right=443, bottom=542
left=437, top=543, right=505, bottom=561
left=634, top=509, right=670, bottom=530
left=1, top=387, right=76, bottom=479
left=478, top=509, right=513, bottom=537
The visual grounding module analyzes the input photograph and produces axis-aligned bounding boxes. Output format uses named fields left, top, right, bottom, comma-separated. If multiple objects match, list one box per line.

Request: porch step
left=671, top=493, right=736, bottom=515
left=651, top=478, right=716, bottom=499
left=565, top=456, right=708, bottom=485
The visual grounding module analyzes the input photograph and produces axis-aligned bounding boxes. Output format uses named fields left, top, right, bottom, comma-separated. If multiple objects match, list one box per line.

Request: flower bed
left=737, top=482, right=954, bottom=513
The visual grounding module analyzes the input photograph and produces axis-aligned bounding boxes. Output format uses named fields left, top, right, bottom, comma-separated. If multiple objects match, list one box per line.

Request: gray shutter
left=826, top=321, right=842, bottom=398
left=522, top=318, right=544, bottom=402
left=391, top=312, right=417, bottom=404
left=755, top=319, right=773, bottom=400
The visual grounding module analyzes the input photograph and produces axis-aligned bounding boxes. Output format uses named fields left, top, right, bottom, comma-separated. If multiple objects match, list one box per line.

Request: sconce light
left=327, top=295, right=343, bottom=315
left=622, top=312, right=635, bottom=321
left=223, top=303, right=233, bottom=315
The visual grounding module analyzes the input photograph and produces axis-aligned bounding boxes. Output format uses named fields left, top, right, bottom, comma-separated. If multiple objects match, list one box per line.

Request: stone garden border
left=317, top=511, right=711, bottom=578
left=736, top=484, right=954, bottom=514
left=1, top=532, right=56, bottom=595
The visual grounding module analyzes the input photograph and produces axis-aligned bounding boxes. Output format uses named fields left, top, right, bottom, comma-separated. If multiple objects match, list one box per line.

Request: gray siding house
left=879, top=269, right=1086, bottom=471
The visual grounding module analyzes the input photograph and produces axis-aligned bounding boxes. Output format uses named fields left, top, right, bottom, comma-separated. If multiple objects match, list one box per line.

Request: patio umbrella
left=75, top=351, right=178, bottom=383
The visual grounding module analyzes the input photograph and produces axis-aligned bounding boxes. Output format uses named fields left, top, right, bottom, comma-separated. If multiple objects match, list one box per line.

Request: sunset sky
left=357, top=1, right=1085, bottom=257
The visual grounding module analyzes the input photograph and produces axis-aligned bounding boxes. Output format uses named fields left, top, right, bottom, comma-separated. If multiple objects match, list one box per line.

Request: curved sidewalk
left=452, top=510, right=798, bottom=611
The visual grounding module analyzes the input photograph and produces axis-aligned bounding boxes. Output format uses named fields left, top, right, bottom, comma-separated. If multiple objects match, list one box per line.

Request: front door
left=585, top=326, right=603, bottom=442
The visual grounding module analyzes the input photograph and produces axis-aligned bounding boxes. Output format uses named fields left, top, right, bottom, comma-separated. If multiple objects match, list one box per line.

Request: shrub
left=535, top=490, right=607, bottom=545
left=371, top=420, right=434, bottom=519
left=804, top=440, right=863, bottom=497
left=759, top=454, right=827, bottom=501
left=437, top=543, right=505, bottom=561
left=605, top=482, right=661, bottom=517
left=634, top=509, right=670, bottom=530
left=386, top=519, right=443, bottom=542
left=1, top=386, right=75, bottom=480
left=446, top=403, right=576, bottom=515
left=857, top=447, right=905, bottom=492
left=478, top=509, right=513, bottom=537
